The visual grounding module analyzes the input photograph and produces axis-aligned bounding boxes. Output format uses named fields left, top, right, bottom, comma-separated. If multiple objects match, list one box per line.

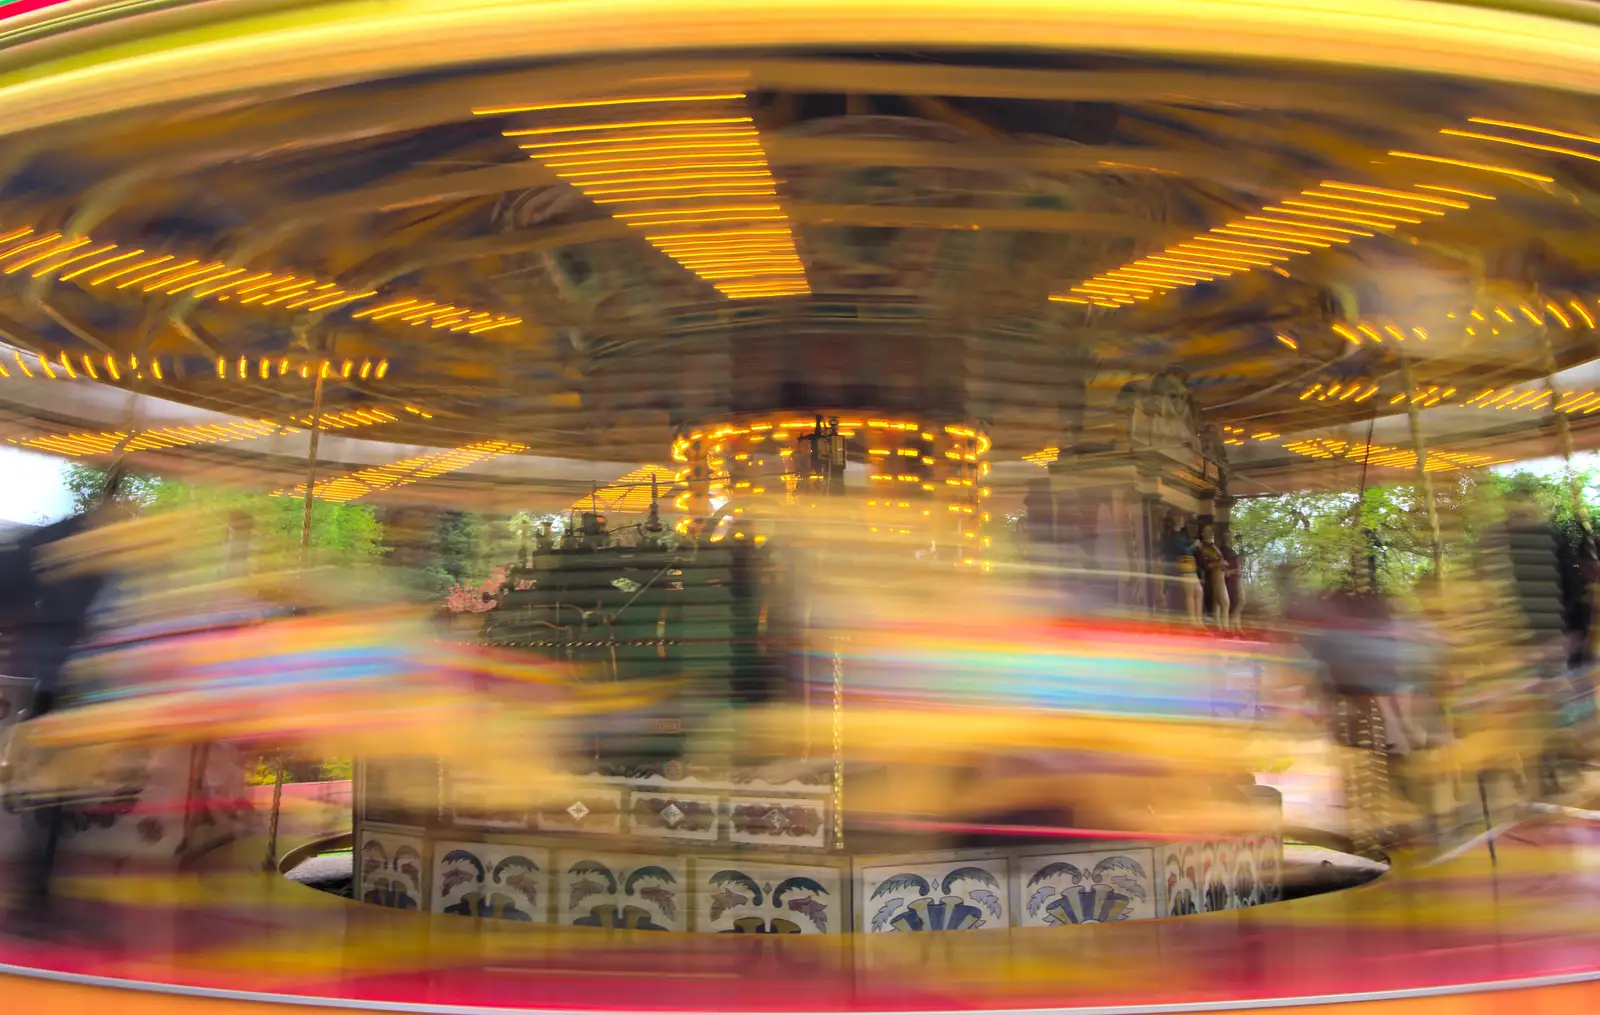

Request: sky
left=1513, top=451, right=1600, bottom=476
left=0, top=447, right=74, bottom=524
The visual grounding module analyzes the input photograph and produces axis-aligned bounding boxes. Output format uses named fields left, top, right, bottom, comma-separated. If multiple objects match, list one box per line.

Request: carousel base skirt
left=2, top=815, right=1600, bottom=1014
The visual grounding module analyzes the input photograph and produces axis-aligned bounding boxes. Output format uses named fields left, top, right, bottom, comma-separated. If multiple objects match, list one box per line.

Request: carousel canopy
left=1, top=0, right=1599, bottom=507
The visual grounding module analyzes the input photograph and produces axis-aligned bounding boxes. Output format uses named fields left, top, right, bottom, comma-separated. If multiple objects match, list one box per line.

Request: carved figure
left=1114, top=371, right=1203, bottom=456
left=1196, top=522, right=1230, bottom=627
left=1150, top=372, right=1194, bottom=450
left=1113, top=380, right=1149, bottom=448
left=1167, top=515, right=1204, bottom=625
left=1136, top=386, right=1162, bottom=447
left=1199, top=424, right=1227, bottom=467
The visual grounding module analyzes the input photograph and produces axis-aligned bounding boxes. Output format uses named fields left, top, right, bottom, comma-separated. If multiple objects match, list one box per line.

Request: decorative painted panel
left=583, top=760, right=833, bottom=796
left=1258, top=834, right=1283, bottom=903
left=1160, top=839, right=1269, bottom=915
left=1228, top=837, right=1262, bottom=909
left=433, top=841, right=550, bottom=922
left=630, top=791, right=719, bottom=842
left=858, top=855, right=1008, bottom=932
left=1159, top=842, right=1201, bottom=916
left=1016, top=848, right=1156, bottom=927
left=1204, top=839, right=1242, bottom=912
left=358, top=826, right=426, bottom=912
left=349, top=829, right=1282, bottom=928
left=727, top=796, right=827, bottom=849
left=536, top=787, right=623, bottom=835
left=695, top=858, right=842, bottom=934
left=555, top=852, right=687, bottom=931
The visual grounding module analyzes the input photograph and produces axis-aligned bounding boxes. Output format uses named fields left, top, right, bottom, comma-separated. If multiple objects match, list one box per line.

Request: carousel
left=0, top=0, right=1598, bottom=947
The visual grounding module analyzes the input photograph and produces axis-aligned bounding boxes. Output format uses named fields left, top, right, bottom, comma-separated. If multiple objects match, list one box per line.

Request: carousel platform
left=2, top=814, right=1599, bottom=1015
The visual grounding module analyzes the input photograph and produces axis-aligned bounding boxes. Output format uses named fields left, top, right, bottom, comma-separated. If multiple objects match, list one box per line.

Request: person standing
left=1196, top=522, right=1229, bottom=629
left=1221, top=532, right=1245, bottom=632
left=1171, top=519, right=1204, bottom=625
left=1157, top=511, right=1181, bottom=615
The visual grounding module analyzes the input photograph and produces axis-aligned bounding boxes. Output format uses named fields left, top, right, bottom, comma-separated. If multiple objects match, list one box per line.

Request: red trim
left=0, top=0, right=77, bottom=22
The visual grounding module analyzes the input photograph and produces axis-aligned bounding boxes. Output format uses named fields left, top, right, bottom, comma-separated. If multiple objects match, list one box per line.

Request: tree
left=436, top=511, right=486, bottom=583
left=1488, top=468, right=1600, bottom=552
left=63, top=463, right=163, bottom=514
left=1231, top=466, right=1600, bottom=613
left=63, top=464, right=384, bottom=566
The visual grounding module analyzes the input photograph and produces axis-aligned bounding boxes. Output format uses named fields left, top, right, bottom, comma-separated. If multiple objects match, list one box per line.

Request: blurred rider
left=0, top=468, right=122, bottom=929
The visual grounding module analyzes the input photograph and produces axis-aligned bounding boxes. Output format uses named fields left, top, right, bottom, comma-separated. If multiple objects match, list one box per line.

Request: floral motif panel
left=858, top=854, right=1009, bottom=932
left=358, top=826, right=427, bottom=912
left=1255, top=834, right=1283, bottom=903
left=1159, top=838, right=1274, bottom=916
left=1016, top=848, right=1157, bottom=927
left=694, top=858, right=842, bottom=934
left=432, top=840, right=550, bottom=922
left=554, top=851, right=687, bottom=931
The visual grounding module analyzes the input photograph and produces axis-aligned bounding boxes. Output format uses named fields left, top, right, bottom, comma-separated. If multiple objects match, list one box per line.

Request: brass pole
left=1538, top=324, right=1590, bottom=534
left=97, top=317, right=169, bottom=505
left=266, top=349, right=327, bottom=873
left=98, top=394, right=141, bottom=507
left=298, top=361, right=328, bottom=569
left=1399, top=356, right=1445, bottom=577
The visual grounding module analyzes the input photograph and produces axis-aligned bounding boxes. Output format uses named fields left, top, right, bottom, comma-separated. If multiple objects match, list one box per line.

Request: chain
left=831, top=638, right=844, bottom=851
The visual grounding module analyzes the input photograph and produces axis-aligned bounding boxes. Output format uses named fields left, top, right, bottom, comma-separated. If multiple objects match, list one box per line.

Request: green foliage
left=1233, top=466, right=1600, bottom=612
left=405, top=510, right=572, bottom=590
left=417, top=565, right=459, bottom=598
left=412, top=510, right=542, bottom=589
left=64, top=464, right=383, bottom=565
left=1487, top=468, right=1599, bottom=548
left=246, top=756, right=353, bottom=785
left=436, top=511, right=486, bottom=583
left=63, top=462, right=162, bottom=514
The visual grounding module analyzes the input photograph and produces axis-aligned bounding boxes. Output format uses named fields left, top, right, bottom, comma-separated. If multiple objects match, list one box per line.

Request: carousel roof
left=2, top=0, right=1600, bottom=505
